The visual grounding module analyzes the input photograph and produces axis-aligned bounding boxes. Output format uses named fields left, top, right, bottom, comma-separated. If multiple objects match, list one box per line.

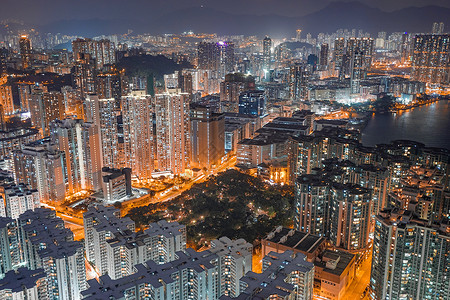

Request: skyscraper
left=371, top=208, right=450, bottom=300
left=83, top=205, right=186, bottom=280
left=262, top=36, right=272, bottom=73
left=85, top=95, right=119, bottom=169
left=154, top=92, right=190, bottom=175
left=411, top=34, right=450, bottom=85
left=329, top=184, right=371, bottom=250
left=13, top=139, right=66, bottom=202
left=333, top=38, right=345, bottom=73
left=0, top=184, right=39, bottom=220
left=295, top=175, right=330, bottom=237
left=346, top=37, right=374, bottom=74
left=17, top=208, right=86, bottom=300
left=296, top=29, right=302, bottom=42
left=218, top=41, right=235, bottom=77
left=198, top=42, right=220, bottom=71
left=29, top=90, right=65, bottom=136
left=400, top=32, right=410, bottom=64
left=197, top=41, right=234, bottom=78
left=50, top=118, right=103, bottom=193
left=209, top=237, right=252, bottom=298
left=238, top=90, right=266, bottom=117
left=0, top=76, right=14, bottom=116
left=319, top=43, right=329, bottom=68
left=190, top=103, right=225, bottom=170
left=350, top=49, right=365, bottom=93
left=121, top=90, right=154, bottom=180
left=19, top=35, right=31, bottom=70
left=73, top=53, right=97, bottom=99
left=0, top=268, right=47, bottom=300
left=289, top=64, right=309, bottom=102
left=72, top=38, right=116, bottom=70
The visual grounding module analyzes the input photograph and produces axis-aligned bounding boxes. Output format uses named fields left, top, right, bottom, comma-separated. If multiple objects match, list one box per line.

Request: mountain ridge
left=11, top=2, right=450, bottom=37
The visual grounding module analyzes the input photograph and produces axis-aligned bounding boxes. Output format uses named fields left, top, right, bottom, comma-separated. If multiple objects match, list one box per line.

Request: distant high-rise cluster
left=411, top=34, right=450, bottom=85
left=432, top=22, right=445, bottom=34
left=72, top=38, right=116, bottom=70
left=198, top=41, right=235, bottom=78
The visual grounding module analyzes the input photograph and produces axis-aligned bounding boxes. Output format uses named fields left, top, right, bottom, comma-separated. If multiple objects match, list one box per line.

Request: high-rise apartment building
left=319, top=43, right=329, bottom=68
left=295, top=175, right=330, bottom=236
left=289, top=64, right=309, bottom=101
left=121, top=91, right=154, bottom=179
left=85, top=94, right=119, bottom=169
left=96, top=72, right=123, bottom=105
left=83, top=205, right=186, bottom=280
left=350, top=49, right=365, bottom=93
left=19, top=35, right=31, bottom=70
left=0, top=268, right=47, bottom=299
left=0, top=76, right=14, bottom=116
left=0, top=216, right=19, bottom=278
left=50, top=118, right=103, bottom=193
left=219, top=73, right=255, bottom=105
left=198, top=42, right=220, bottom=71
left=198, top=41, right=234, bottom=78
left=0, top=184, right=39, bottom=219
left=17, top=83, right=32, bottom=112
left=13, top=139, right=66, bottom=202
left=73, top=53, right=97, bottom=98
left=154, top=92, right=190, bottom=175
left=411, top=34, right=450, bottom=85
left=0, top=49, right=6, bottom=76
left=29, top=89, right=65, bottom=136
left=346, top=37, right=374, bottom=70
left=333, top=38, right=346, bottom=72
left=329, top=184, right=372, bottom=250
left=72, top=38, right=116, bottom=70
left=18, top=208, right=86, bottom=300
left=0, top=209, right=86, bottom=299
left=82, top=248, right=220, bottom=300
left=371, top=208, right=450, bottom=300
left=218, top=41, right=235, bottom=77
left=222, top=251, right=314, bottom=300
left=190, top=103, right=225, bottom=170
left=210, top=237, right=253, bottom=298
left=262, top=36, right=272, bottom=72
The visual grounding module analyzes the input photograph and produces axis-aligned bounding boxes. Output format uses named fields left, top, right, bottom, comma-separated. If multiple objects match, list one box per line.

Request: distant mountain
left=37, top=2, right=450, bottom=37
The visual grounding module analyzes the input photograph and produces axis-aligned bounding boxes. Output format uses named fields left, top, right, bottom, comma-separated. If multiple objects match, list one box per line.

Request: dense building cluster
left=0, top=14, right=448, bottom=300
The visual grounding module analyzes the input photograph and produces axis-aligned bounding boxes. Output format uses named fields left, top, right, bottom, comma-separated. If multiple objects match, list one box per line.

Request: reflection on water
left=361, top=100, right=450, bottom=149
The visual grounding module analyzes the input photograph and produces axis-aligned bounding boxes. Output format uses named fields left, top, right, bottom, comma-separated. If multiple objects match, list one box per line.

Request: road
left=120, top=155, right=236, bottom=215
left=342, top=250, right=372, bottom=300
left=44, top=155, right=237, bottom=237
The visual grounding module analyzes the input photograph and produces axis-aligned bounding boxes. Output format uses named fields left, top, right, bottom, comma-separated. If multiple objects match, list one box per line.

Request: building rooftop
left=314, top=250, right=355, bottom=277
left=145, top=219, right=185, bottom=239
left=210, top=236, right=252, bottom=259
left=265, top=227, right=326, bottom=254
left=82, top=248, right=218, bottom=300
left=223, top=251, right=313, bottom=300
left=0, top=268, right=46, bottom=293
left=19, top=208, right=83, bottom=259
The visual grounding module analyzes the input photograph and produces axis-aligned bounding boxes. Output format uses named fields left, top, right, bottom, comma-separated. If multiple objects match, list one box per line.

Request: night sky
left=1, top=0, right=449, bottom=24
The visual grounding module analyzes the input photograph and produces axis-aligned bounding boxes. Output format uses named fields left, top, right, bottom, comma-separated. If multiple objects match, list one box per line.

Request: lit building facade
left=370, top=209, right=450, bottom=300
left=154, top=92, right=190, bottom=175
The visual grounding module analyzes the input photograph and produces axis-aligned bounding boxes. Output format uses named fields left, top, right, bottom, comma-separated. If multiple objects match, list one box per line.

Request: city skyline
left=0, top=2, right=449, bottom=300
